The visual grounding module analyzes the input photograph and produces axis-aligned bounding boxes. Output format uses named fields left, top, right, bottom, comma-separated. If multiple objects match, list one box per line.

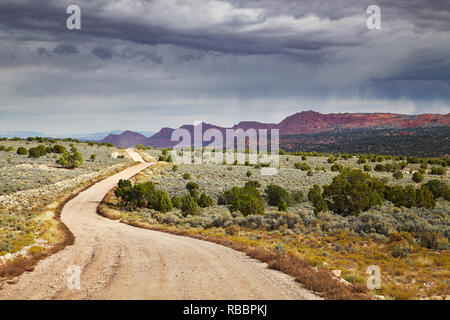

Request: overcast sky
left=0, top=0, right=449, bottom=135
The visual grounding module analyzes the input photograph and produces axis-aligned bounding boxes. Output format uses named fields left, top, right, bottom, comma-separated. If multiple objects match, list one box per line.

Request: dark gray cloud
left=36, top=47, right=52, bottom=57
left=53, top=44, right=79, bottom=55
left=92, top=47, right=113, bottom=60
left=0, top=0, right=448, bottom=134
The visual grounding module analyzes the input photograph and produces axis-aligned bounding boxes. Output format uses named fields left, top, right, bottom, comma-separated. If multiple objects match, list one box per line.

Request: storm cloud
left=0, top=0, right=448, bottom=134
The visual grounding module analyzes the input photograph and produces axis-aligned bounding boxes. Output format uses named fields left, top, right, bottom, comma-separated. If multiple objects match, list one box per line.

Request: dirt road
left=0, top=151, right=319, bottom=300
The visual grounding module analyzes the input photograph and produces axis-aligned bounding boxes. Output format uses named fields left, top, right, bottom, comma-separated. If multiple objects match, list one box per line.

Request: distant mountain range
left=0, top=130, right=154, bottom=141
left=99, top=110, right=450, bottom=156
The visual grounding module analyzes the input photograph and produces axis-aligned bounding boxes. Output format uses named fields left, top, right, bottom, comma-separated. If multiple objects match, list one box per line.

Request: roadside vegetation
left=102, top=149, right=449, bottom=300
left=0, top=137, right=132, bottom=271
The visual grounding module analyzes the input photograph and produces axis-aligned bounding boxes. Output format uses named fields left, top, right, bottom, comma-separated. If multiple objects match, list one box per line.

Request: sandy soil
left=0, top=151, right=320, bottom=300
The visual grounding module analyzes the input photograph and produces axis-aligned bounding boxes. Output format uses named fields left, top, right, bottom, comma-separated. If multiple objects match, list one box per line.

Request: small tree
left=308, top=184, right=328, bottom=214
left=393, top=171, right=403, bottom=180
left=425, top=180, right=449, bottom=200
left=323, top=169, right=384, bottom=216
left=171, top=196, right=182, bottom=209
left=181, top=194, right=199, bottom=216
left=265, top=184, right=292, bottom=207
left=412, top=172, right=424, bottom=183
left=57, top=150, right=83, bottom=169
left=185, top=182, right=199, bottom=198
left=155, top=190, right=173, bottom=213
left=278, top=199, right=288, bottom=212
left=198, top=192, right=213, bottom=208
left=17, top=147, right=28, bottom=155
left=415, top=185, right=435, bottom=209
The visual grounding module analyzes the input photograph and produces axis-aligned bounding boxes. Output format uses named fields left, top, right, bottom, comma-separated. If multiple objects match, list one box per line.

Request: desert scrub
left=0, top=142, right=131, bottom=257
left=0, top=141, right=129, bottom=195
left=111, top=153, right=450, bottom=299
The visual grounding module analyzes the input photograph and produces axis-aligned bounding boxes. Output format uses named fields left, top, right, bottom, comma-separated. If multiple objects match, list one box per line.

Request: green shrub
left=430, top=167, right=446, bottom=175
left=374, top=164, right=385, bottom=172
left=323, top=169, right=384, bottom=216
left=291, top=190, right=304, bottom=203
left=278, top=199, right=288, bottom=212
left=246, top=170, right=252, bottom=177
left=51, top=145, right=66, bottom=154
left=363, top=164, right=372, bottom=172
left=90, top=154, right=96, bottom=161
left=16, top=147, right=28, bottom=155
left=185, top=182, right=199, bottom=198
left=183, top=173, right=192, bottom=180
left=198, top=192, right=213, bottom=208
left=412, top=172, right=424, bottom=183
left=330, top=163, right=343, bottom=172
left=327, top=156, right=335, bottom=163
left=265, top=184, right=292, bottom=207
left=425, top=180, right=449, bottom=200
left=384, top=185, right=435, bottom=209
left=171, top=196, right=182, bottom=209
left=308, top=185, right=328, bottom=214
left=294, top=162, right=310, bottom=171
left=56, top=150, right=83, bottom=168
left=28, top=145, right=47, bottom=158
left=173, top=165, right=179, bottom=172
left=154, top=190, right=173, bottom=213
left=181, top=194, right=199, bottom=216
left=222, top=182, right=264, bottom=216
left=136, top=144, right=146, bottom=150
left=415, top=185, right=435, bottom=209
left=393, top=171, right=403, bottom=180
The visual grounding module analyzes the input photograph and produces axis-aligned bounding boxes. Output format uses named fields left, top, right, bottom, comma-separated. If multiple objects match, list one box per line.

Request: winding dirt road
left=0, top=150, right=319, bottom=300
